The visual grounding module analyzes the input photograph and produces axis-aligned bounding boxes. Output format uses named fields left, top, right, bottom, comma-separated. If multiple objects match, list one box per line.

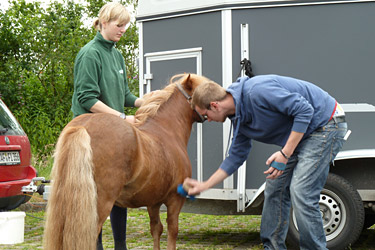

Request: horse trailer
left=136, top=0, right=375, bottom=248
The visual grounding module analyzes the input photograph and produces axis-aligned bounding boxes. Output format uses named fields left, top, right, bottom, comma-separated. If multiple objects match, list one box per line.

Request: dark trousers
left=97, top=205, right=127, bottom=250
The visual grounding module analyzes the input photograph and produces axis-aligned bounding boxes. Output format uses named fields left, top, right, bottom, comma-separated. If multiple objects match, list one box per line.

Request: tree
left=0, top=0, right=139, bottom=154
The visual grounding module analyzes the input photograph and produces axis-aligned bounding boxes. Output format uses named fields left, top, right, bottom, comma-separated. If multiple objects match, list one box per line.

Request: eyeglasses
left=201, top=110, right=208, bottom=121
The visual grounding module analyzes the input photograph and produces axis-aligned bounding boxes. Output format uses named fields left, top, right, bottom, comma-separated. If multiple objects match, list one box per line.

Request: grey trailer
left=136, top=0, right=375, bottom=248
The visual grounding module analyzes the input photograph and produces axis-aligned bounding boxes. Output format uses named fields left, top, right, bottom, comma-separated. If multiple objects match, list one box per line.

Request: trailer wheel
left=287, top=173, right=364, bottom=250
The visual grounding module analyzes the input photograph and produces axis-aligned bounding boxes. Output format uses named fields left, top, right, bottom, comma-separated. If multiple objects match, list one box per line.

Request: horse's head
left=171, top=73, right=210, bottom=95
left=172, top=73, right=219, bottom=123
left=171, top=73, right=222, bottom=122
left=135, top=73, right=218, bottom=125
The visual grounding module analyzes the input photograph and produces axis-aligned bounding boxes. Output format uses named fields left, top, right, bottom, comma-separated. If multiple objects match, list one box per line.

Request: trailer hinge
left=143, top=73, right=153, bottom=82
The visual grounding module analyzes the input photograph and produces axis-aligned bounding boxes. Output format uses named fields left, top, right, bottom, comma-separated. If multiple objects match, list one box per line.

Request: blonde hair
left=93, top=2, right=131, bottom=31
left=191, top=81, right=227, bottom=110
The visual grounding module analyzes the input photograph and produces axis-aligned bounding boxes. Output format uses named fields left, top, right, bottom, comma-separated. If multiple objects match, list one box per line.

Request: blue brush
left=177, top=184, right=196, bottom=201
left=270, top=161, right=286, bottom=171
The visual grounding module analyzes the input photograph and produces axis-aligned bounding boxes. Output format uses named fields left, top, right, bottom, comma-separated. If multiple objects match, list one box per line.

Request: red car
left=0, top=98, right=41, bottom=211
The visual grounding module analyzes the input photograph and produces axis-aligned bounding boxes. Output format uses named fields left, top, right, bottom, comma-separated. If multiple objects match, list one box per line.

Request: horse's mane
left=134, top=74, right=187, bottom=125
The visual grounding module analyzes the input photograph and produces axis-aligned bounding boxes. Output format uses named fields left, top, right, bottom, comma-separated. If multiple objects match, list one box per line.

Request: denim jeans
left=260, top=120, right=348, bottom=250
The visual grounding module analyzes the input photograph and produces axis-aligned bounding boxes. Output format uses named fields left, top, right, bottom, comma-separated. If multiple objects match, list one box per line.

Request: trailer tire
left=287, top=173, right=364, bottom=250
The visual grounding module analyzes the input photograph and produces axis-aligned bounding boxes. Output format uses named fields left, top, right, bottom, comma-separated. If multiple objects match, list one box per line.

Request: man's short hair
left=191, top=81, right=227, bottom=109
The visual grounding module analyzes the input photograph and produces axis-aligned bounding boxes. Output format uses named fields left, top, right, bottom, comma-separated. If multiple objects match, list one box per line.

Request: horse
left=43, top=73, right=213, bottom=250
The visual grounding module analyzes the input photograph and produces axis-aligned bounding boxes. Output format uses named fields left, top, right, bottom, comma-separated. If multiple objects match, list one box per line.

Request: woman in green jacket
left=71, top=2, right=142, bottom=250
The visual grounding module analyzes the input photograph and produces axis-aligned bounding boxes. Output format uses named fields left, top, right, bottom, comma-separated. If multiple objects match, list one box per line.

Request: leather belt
left=328, top=116, right=346, bottom=124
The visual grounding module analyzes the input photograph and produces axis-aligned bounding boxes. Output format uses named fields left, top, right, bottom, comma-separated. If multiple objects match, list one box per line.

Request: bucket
left=0, top=211, right=26, bottom=244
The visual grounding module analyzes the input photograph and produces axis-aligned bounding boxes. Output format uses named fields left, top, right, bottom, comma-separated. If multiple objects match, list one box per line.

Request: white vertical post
left=237, top=23, right=250, bottom=212
left=240, top=23, right=249, bottom=76
left=137, top=22, right=145, bottom=97
left=221, top=9, right=233, bottom=189
left=196, top=53, right=203, bottom=182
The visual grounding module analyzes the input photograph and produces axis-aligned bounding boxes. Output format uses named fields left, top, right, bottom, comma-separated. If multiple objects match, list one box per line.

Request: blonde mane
left=134, top=76, right=182, bottom=125
left=134, top=73, right=200, bottom=125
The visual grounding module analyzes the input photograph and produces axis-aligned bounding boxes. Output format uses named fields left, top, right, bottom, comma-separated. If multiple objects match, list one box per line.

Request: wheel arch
left=331, top=149, right=375, bottom=202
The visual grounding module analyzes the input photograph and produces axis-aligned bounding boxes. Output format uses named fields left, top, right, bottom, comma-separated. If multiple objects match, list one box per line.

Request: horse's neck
left=140, top=94, right=193, bottom=144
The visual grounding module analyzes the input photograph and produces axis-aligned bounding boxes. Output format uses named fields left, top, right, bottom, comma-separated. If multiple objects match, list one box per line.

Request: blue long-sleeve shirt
left=220, top=75, right=336, bottom=176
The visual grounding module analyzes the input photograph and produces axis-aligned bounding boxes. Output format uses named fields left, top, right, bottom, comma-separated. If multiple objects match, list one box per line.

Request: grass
left=2, top=205, right=264, bottom=250
left=31, top=150, right=54, bottom=181
left=1, top=202, right=375, bottom=250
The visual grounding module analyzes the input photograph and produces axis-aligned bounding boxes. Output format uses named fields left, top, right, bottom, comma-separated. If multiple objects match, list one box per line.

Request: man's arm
left=282, top=130, right=304, bottom=158
left=184, top=168, right=229, bottom=196
left=264, top=131, right=304, bottom=179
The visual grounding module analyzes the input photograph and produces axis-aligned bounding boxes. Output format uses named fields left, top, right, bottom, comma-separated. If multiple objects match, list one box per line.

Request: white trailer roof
left=136, top=0, right=293, bottom=20
left=136, top=0, right=372, bottom=20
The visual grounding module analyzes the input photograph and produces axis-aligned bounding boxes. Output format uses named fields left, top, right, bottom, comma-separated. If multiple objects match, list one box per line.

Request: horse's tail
left=43, top=126, right=97, bottom=250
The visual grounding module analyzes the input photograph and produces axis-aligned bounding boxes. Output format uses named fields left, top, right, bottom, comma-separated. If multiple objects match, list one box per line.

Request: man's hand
left=183, top=178, right=205, bottom=196
left=183, top=168, right=229, bottom=195
left=264, top=151, right=288, bottom=179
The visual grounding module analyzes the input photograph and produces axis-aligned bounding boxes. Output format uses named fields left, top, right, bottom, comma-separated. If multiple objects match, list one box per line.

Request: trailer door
left=141, top=47, right=204, bottom=183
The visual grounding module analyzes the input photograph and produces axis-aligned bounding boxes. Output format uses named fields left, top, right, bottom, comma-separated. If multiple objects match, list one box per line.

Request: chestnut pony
left=43, top=73, right=211, bottom=250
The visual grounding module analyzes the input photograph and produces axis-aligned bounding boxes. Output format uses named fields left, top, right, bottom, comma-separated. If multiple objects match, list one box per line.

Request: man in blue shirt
left=184, top=74, right=348, bottom=250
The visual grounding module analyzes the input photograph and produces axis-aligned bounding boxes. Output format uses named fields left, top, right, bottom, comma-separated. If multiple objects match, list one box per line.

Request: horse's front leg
left=147, top=204, right=163, bottom=250
left=165, top=196, right=185, bottom=250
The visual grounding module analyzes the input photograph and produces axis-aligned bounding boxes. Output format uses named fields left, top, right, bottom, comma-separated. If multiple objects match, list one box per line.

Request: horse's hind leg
left=96, top=187, right=122, bottom=246
left=147, top=204, right=163, bottom=250
left=165, top=197, right=185, bottom=250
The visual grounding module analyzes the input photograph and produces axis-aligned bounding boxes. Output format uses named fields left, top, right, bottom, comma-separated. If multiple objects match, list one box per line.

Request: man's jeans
left=260, top=120, right=348, bottom=250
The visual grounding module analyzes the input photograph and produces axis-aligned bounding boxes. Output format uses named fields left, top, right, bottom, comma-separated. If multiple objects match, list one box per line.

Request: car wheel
left=287, top=173, right=364, bottom=250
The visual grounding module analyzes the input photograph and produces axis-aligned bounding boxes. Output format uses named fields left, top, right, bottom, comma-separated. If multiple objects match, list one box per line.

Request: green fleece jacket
left=71, top=32, right=137, bottom=116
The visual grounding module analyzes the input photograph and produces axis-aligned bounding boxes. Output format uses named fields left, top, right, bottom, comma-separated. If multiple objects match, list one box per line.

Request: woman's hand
left=123, top=115, right=136, bottom=124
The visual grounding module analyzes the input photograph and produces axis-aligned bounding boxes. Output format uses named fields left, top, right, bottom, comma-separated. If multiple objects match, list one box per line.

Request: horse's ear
left=184, top=73, right=193, bottom=91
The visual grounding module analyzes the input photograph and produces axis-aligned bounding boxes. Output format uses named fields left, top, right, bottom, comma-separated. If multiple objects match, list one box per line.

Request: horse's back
left=70, top=113, right=139, bottom=179
left=69, top=113, right=137, bottom=146
left=67, top=113, right=189, bottom=207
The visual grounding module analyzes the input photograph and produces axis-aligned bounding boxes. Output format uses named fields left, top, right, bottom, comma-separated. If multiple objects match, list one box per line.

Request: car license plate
left=0, top=151, right=21, bottom=165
